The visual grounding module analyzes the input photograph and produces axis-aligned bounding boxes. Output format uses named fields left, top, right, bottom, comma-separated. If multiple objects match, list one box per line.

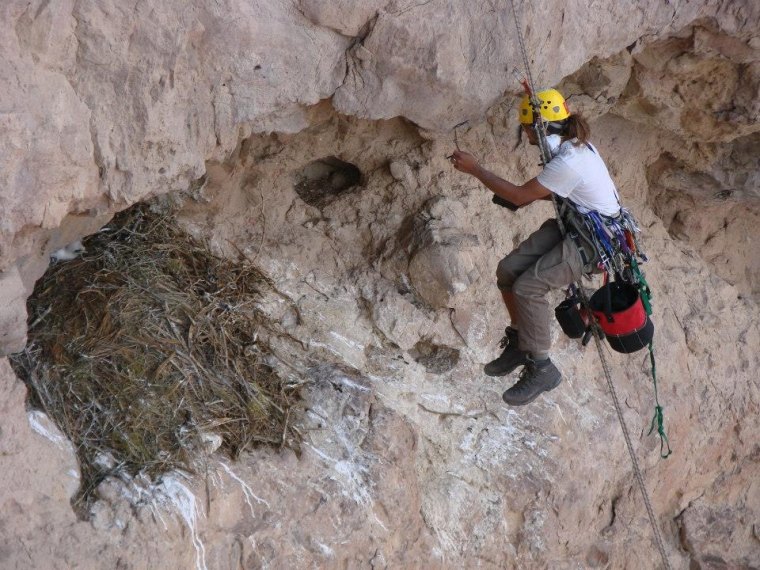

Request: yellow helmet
left=519, top=88, right=570, bottom=124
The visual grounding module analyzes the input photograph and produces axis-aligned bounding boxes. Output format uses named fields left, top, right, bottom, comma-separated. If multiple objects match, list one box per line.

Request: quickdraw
left=579, top=207, right=647, bottom=278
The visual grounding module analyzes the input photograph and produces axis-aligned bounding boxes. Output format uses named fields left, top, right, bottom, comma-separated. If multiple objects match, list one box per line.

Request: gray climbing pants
left=496, top=219, right=585, bottom=358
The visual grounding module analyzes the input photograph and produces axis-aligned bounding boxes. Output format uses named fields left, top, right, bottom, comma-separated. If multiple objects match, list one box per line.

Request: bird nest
left=11, top=203, right=300, bottom=512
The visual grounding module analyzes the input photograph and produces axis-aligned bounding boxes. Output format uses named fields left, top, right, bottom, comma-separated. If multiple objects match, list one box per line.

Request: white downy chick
left=50, top=239, right=85, bottom=263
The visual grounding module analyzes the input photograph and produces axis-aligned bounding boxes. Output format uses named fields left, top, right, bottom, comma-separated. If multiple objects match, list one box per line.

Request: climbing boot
left=484, top=327, right=528, bottom=377
left=502, top=357, right=562, bottom=406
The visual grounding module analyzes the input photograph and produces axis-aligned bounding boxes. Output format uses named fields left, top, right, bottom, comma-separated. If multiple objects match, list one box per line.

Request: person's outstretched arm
left=450, top=150, right=551, bottom=207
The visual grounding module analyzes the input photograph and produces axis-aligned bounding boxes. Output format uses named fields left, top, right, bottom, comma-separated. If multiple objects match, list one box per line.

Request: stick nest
left=11, top=203, right=300, bottom=511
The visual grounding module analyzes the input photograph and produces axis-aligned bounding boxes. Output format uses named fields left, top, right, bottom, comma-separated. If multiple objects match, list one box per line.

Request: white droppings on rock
left=333, top=459, right=372, bottom=506
left=27, top=410, right=71, bottom=451
left=151, top=474, right=207, bottom=570
left=309, top=340, right=363, bottom=369
left=328, top=330, right=365, bottom=351
left=95, top=472, right=209, bottom=569
left=305, top=443, right=373, bottom=507
left=219, top=461, right=270, bottom=519
left=371, top=510, right=389, bottom=532
left=332, top=374, right=371, bottom=393
left=316, top=542, right=334, bottom=557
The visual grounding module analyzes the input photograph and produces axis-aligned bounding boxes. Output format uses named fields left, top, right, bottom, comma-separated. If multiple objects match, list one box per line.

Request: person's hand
left=449, top=150, right=479, bottom=175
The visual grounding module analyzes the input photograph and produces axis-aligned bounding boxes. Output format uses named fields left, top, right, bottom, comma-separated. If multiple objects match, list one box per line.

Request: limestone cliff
left=1, top=1, right=759, bottom=568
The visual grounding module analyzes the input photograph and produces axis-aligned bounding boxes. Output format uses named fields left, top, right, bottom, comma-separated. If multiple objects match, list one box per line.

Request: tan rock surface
left=1, top=1, right=759, bottom=569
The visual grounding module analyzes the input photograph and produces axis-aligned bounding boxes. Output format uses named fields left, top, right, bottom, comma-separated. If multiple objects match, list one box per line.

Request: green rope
left=631, top=258, right=653, bottom=316
left=646, top=341, right=672, bottom=458
left=633, top=259, right=670, bottom=457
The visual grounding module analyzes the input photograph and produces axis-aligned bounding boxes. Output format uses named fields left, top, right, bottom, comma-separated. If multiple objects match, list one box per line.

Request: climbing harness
left=508, top=1, right=673, bottom=567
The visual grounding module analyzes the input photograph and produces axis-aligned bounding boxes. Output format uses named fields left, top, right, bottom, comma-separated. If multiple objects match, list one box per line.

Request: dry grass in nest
left=10, top=203, right=300, bottom=512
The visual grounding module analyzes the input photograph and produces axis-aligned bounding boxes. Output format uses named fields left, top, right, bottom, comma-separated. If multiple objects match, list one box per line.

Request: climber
left=450, top=88, right=621, bottom=406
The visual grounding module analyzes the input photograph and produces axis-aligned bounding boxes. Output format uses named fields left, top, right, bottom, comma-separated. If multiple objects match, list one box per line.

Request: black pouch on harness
left=554, top=298, right=587, bottom=339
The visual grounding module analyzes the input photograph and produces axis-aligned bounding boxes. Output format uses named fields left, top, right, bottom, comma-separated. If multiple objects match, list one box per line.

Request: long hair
left=515, top=113, right=592, bottom=149
left=563, top=114, right=591, bottom=145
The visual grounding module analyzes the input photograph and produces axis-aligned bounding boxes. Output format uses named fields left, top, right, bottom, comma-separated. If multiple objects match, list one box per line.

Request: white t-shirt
left=537, top=139, right=621, bottom=216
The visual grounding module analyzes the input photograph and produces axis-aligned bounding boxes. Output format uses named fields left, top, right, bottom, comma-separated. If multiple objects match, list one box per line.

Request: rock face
left=1, top=1, right=759, bottom=569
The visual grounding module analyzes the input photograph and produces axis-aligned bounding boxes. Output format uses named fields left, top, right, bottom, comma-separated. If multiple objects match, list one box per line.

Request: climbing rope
left=509, top=0, right=555, bottom=171
left=508, top=1, right=673, bottom=567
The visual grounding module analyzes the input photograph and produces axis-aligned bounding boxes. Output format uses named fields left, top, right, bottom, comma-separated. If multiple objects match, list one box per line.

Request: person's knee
left=511, top=273, right=529, bottom=299
left=496, top=257, right=520, bottom=290
left=512, top=271, right=548, bottom=300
